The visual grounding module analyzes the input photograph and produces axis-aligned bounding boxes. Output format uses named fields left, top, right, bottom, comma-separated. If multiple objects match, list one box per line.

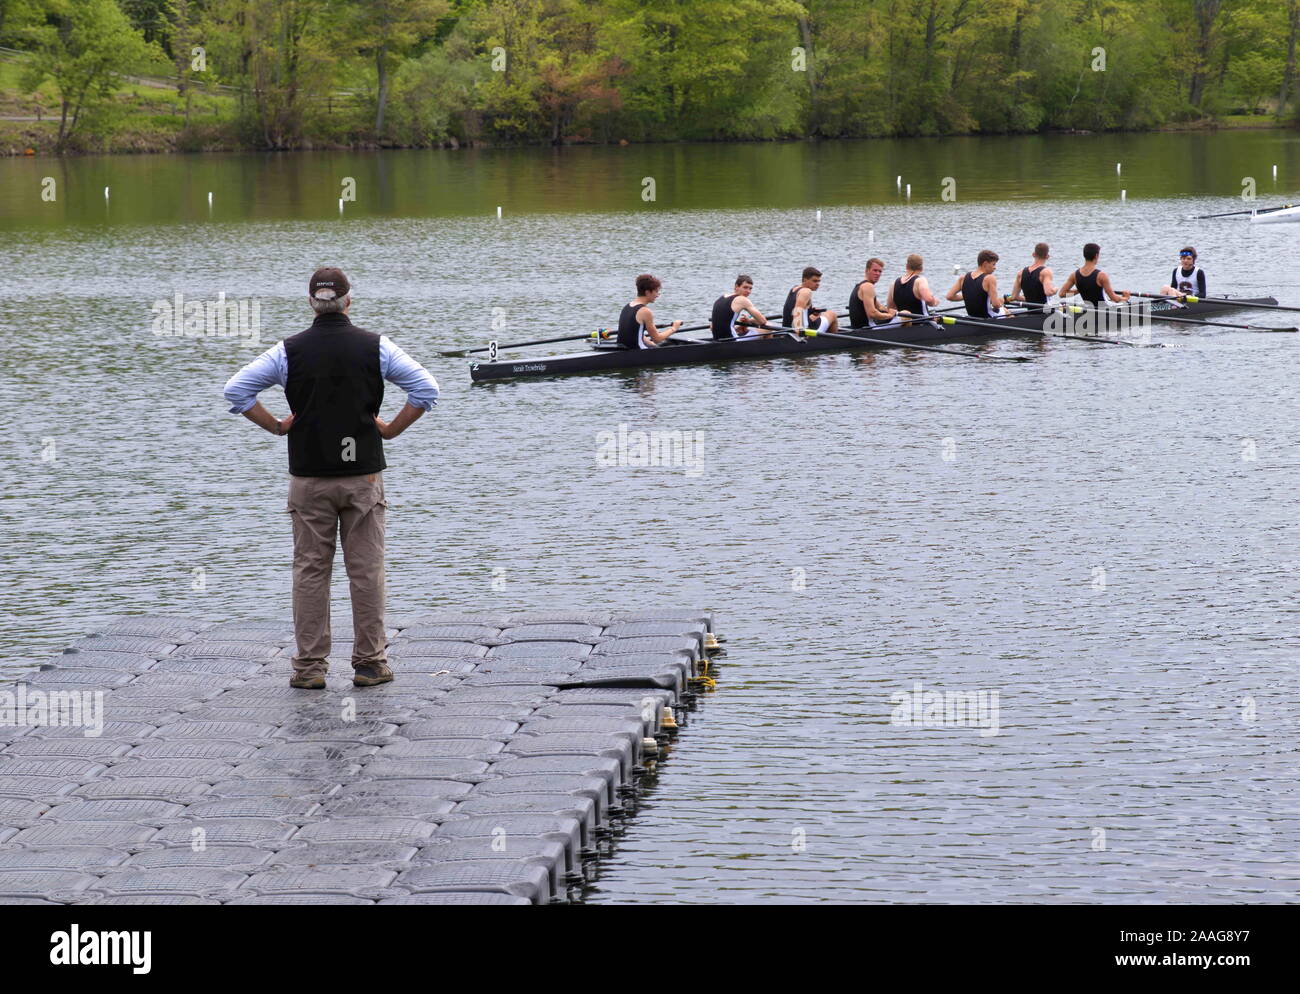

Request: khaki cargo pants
left=287, top=472, right=388, bottom=677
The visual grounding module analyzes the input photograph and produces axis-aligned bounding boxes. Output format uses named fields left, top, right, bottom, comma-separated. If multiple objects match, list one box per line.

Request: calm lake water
left=2, top=130, right=1299, bottom=903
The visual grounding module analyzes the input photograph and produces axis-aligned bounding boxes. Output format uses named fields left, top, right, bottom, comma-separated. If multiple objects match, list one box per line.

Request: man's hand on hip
left=375, top=402, right=425, bottom=440
left=241, top=401, right=295, bottom=437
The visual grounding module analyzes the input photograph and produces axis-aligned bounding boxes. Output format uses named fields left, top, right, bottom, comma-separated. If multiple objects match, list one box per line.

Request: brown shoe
left=352, top=662, right=394, bottom=687
left=290, top=672, right=326, bottom=689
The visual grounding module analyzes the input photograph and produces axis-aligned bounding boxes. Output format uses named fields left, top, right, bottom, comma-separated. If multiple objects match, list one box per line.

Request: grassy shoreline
left=4, top=116, right=1290, bottom=159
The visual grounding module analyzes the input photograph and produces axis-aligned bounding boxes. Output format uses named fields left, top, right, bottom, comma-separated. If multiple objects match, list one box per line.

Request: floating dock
left=0, top=611, right=722, bottom=904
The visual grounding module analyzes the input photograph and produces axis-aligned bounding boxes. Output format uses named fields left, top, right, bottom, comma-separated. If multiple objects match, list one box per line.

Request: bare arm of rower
left=915, top=276, right=938, bottom=306
left=1040, top=266, right=1057, bottom=297
left=985, top=274, right=1004, bottom=311
left=792, top=287, right=813, bottom=330
left=864, top=282, right=897, bottom=321
left=1098, top=272, right=1130, bottom=303
left=945, top=277, right=964, bottom=302
left=1009, top=270, right=1024, bottom=301
left=735, top=295, right=768, bottom=327
left=1057, top=272, right=1076, bottom=298
left=640, top=306, right=682, bottom=344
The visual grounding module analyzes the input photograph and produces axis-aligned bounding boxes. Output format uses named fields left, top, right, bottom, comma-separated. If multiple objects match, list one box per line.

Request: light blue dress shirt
left=223, top=336, right=440, bottom=415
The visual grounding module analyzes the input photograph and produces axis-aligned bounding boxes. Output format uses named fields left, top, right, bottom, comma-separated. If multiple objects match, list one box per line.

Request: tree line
left=3, top=0, right=1297, bottom=152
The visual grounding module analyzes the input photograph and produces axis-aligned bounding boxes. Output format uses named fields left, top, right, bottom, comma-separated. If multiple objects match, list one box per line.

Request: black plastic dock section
left=0, top=611, right=721, bottom=904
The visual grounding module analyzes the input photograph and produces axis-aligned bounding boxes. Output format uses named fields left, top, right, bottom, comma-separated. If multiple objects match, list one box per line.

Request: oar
left=750, top=322, right=1032, bottom=362
left=1143, top=312, right=1295, bottom=333
left=1027, top=299, right=1293, bottom=333
left=971, top=304, right=1156, bottom=347
left=439, top=330, right=611, bottom=357
left=1193, top=204, right=1294, bottom=219
left=438, top=321, right=714, bottom=357
left=1175, top=294, right=1300, bottom=314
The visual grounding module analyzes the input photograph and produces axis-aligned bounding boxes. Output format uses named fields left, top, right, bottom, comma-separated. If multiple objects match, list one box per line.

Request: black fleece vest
left=283, top=313, right=385, bottom=477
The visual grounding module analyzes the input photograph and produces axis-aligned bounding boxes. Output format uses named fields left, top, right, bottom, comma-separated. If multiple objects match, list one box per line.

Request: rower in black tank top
left=783, top=286, right=821, bottom=329
left=710, top=294, right=738, bottom=340
left=892, top=274, right=928, bottom=316
left=1019, top=265, right=1047, bottom=305
left=847, top=282, right=869, bottom=328
left=782, top=286, right=799, bottom=328
left=856, top=282, right=894, bottom=326
left=616, top=302, right=645, bottom=349
left=962, top=272, right=993, bottom=318
left=1073, top=268, right=1103, bottom=306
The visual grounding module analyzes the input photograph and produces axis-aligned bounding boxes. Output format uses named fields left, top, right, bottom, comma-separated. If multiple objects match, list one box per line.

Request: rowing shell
left=467, top=296, right=1279, bottom=382
left=1251, top=206, right=1300, bottom=224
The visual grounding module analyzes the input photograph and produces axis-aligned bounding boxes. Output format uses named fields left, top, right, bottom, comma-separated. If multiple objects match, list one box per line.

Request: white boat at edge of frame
left=1250, top=205, right=1300, bottom=223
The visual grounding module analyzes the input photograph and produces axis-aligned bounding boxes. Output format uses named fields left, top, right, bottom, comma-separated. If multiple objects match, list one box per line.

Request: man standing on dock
left=223, top=268, right=439, bottom=689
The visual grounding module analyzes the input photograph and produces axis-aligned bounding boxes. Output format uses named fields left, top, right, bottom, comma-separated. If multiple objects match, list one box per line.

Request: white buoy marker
left=1116, top=162, right=1122, bottom=175
left=896, top=175, right=902, bottom=190
left=1121, top=189, right=1127, bottom=202
left=905, top=183, right=911, bottom=200
left=1273, top=164, right=1278, bottom=180
left=497, top=206, right=502, bottom=219
left=816, top=209, right=821, bottom=223
left=104, top=186, right=109, bottom=200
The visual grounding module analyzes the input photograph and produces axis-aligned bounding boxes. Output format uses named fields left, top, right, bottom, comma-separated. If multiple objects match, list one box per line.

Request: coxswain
left=888, top=254, right=938, bottom=319
left=711, top=274, right=771, bottom=340
left=848, top=258, right=899, bottom=328
left=1057, top=243, right=1130, bottom=306
left=617, top=274, right=683, bottom=349
left=946, top=249, right=1007, bottom=318
left=782, top=267, right=840, bottom=333
left=1158, top=246, right=1207, bottom=299
left=1010, top=243, right=1057, bottom=309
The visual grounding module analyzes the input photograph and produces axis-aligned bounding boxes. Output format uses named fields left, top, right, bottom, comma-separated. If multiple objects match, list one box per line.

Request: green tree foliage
left=200, top=0, right=342, bottom=147
left=598, top=0, right=806, bottom=139
left=119, top=0, right=179, bottom=47
left=349, top=0, right=449, bottom=134
left=386, top=27, right=483, bottom=144
left=3, top=0, right=1297, bottom=151
left=16, top=0, right=160, bottom=151
left=1229, top=52, right=1282, bottom=112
